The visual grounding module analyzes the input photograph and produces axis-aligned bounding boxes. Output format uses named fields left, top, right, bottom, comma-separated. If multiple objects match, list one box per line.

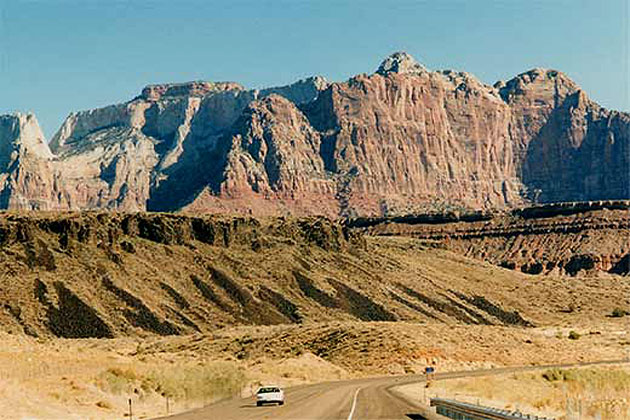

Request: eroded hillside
left=0, top=210, right=628, bottom=339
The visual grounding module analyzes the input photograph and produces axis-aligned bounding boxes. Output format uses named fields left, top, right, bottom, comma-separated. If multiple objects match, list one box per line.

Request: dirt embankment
left=358, top=205, right=630, bottom=276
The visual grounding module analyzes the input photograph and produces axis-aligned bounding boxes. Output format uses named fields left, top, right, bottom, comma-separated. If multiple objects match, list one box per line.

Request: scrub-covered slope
left=1, top=211, right=628, bottom=339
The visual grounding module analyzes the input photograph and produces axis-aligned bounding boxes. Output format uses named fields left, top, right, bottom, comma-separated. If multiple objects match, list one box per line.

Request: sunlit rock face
left=376, top=51, right=428, bottom=75
left=0, top=113, right=68, bottom=210
left=2, top=53, right=629, bottom=215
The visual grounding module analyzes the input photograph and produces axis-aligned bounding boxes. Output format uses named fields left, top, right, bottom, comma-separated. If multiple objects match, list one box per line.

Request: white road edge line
left=347, top=387, right=361, bottom=420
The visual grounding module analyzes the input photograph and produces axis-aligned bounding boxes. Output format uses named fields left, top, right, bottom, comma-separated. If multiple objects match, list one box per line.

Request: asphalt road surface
left=157, top=360, right=626, bottom=420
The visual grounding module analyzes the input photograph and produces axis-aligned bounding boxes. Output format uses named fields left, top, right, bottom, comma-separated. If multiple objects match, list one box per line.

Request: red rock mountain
left=2, top=52, right=628, bottom=216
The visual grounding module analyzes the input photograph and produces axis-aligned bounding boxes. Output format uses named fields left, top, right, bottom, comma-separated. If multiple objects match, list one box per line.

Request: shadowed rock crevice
left=564, top=254, right=597, bottom=276
left=258, top=286, right=303, bottom=323
left=294, top=271, right=395, bottom=321
left=294, top=271, right=338, bottom=308
left=388, top=291, right=441, bottom=321
left=146, top=133, right=232, bottom=212
left=209, top=267, right=286, bottom=325
left=102, top=276, right=180, bottom=335
left=34, top=278, right=50, bottom=306
left=396, top=284, right=480, bottom=324
left=450, top=291, right=533, bottom=327
left=328, top=279, right=396, bottom=322
left=209, top=267, right=253, bottom=307
left=159, top=282, right=190, bottom=309
left=42, top=281, right=114, bottom=338
left=610, top=254, right=630, bottom=275
left=162, top=304, right=200, bottom=332
left=442, top=295, right=492, bottom=325
left=190, top=274, right=231, bottom=312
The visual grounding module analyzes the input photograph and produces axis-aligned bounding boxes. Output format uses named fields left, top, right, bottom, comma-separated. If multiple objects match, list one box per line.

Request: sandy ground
left=0, top=318, right=628, bottom=420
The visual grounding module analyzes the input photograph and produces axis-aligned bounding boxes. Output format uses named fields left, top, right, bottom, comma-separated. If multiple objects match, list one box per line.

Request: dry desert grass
left=414, top=364, right=630, bottom=420
left=0, top=318, right=628, bottom=419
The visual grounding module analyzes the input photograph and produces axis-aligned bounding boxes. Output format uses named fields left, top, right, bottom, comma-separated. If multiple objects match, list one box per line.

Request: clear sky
left=1, top=0, right=628, bottom=138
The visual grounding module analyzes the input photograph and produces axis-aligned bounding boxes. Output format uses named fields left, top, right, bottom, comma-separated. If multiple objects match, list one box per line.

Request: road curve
left=155, top=359, right=626, bottom=420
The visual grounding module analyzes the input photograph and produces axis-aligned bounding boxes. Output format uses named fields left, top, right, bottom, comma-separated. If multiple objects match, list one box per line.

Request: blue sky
left=1, top=0, right=628, bottom=138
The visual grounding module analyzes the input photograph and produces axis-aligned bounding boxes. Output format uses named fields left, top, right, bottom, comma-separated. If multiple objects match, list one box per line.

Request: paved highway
left=156, top=360, right=626, bottom=420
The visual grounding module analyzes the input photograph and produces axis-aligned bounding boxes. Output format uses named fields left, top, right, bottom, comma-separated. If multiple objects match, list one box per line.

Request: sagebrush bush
left=542, top=368, right=574, bottom=382
left=146, top=362, right=246, bottom=401
left=568, top=330, right=581, bottom=340
left=611, top=307, right=627, bottom=318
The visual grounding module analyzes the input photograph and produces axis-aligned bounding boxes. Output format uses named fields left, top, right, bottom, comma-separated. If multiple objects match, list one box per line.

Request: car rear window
left=258, top=387, right=280, bottom=393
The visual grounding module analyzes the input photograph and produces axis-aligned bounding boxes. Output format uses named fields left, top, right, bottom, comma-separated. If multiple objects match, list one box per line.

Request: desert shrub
left=611, top=307, right=627, bottom=318
left=568, top=330, right=581, bottom=340
left=542, top=368, right=577, bottom=382
left=543, top=368, right=566, bottom=382
left=95, top=400, right=112, bottom=409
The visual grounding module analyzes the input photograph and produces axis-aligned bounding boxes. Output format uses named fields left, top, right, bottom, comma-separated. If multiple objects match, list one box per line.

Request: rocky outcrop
left=41, top=76, right=332, bottom=213
left=186, top=95, right=338, bottom=216
left=302, top=63, right=520, bottom=216
left=260, top=76, right=329, bottom=105
left=0, top=114, right=68, bottom=210
left=1, top=52, right=628, bottom=215
left=359, top=204, right=630, bottom=276
left=376, top=51, right=427, bottom=75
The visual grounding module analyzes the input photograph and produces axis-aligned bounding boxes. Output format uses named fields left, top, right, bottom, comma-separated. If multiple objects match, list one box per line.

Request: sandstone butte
left=0, top=52, right=628, bottom=217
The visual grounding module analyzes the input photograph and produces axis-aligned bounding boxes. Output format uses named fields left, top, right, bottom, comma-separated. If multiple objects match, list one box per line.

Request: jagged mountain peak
left=513, top=68, right=573, bottom=83
left=376, top=51, right=427, bottom=76
left=497, top=68, right=581, bottom=105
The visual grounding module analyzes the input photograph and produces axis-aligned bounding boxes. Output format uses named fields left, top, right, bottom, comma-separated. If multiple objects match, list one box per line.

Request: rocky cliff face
left=185, top=95, right=338, bottom=216
left=303, top=60, right=519, bottom=216
left=2, top=52, right=628, bottom=215
left=499, top=69, right=630, bottom=203
left=0, top=114, right=68, bottom=210
left=358, top=202, right=630, bottom=277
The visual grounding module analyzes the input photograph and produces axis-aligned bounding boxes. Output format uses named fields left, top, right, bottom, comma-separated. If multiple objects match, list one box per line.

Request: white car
left=256, top=386, right=285, bottom=406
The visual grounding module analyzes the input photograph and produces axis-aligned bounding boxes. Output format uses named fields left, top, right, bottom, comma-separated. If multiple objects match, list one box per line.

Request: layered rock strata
left=1, top=52, right=628, bottom=215
left=360, top=204, right=630, bottom=276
